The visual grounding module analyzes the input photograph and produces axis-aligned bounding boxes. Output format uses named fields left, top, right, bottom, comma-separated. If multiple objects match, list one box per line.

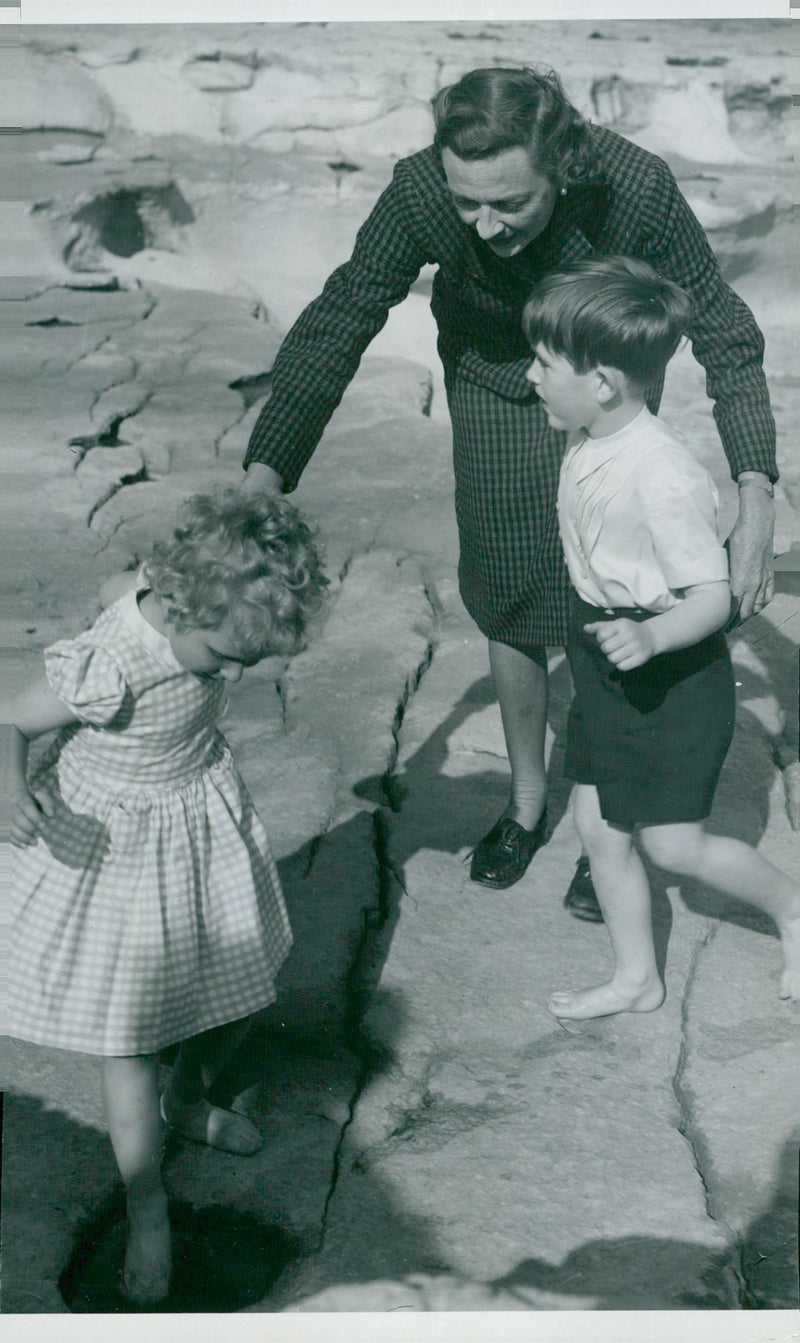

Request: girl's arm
left=2, top=678, right=80, bottom=846
left=585, top=580, right=731, bottom=672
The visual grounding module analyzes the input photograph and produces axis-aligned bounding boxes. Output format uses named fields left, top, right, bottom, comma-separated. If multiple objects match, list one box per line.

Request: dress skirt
left=7, top=587, right=293, bottom=1059
left=447, top=375, right=571, bottom=650
left=564, top=594, right=736, bottom=826
left=8, top=739, right=292, bottom=1057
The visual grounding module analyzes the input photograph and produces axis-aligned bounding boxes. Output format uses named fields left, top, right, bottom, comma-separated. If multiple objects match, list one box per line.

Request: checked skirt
left=448, top=376, right=571, bottom=650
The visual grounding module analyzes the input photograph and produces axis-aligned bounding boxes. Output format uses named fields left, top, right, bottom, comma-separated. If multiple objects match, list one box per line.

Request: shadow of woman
left=490, top=1134, right=798, bottom=1309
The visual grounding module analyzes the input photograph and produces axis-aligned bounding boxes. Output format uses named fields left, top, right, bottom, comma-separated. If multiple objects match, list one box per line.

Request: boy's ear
left=595, top=365, right=627, bottom=404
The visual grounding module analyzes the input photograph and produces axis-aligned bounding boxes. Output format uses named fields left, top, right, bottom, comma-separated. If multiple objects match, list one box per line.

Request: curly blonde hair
left=144, top=490, right=328, bottom=659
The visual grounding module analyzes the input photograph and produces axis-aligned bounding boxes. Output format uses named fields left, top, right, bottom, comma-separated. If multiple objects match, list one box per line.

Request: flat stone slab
left=4, top=18, right=799, bottom=1323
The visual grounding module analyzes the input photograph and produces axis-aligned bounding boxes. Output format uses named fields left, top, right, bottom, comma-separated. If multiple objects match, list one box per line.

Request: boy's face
left=526, top=342, right=601, bottom=433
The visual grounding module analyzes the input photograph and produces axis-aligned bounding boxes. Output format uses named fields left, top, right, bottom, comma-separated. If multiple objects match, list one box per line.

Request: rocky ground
left=2, top=18, right=798, bottom=1324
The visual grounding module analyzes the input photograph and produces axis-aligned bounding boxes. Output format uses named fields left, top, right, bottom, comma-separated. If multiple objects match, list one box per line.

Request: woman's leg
left=488, top=640, right=548, bottom=829
left=639, top=822, right=800, bottom=999
left=101, top=1055, right=171, bottom=1305
left=162, top=1017, right=262, bottom=1155
left=548, top=785, right=665, bottom=1019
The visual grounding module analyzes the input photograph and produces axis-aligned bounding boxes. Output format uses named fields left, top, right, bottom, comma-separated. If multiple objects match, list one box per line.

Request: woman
left=242, top=66, right=777, bottom=916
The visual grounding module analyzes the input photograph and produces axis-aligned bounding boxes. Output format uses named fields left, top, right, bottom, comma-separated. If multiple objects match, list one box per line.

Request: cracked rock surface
left=3, top=18, right=798, bottom=1318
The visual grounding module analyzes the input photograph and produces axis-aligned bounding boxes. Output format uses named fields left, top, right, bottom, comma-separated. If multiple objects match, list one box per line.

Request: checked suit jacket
left=244, top=125, right=777, bottom=645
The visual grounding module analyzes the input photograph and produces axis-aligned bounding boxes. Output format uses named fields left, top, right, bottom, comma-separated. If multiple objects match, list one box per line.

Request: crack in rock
left=381, top=640, right=434, bottom=813
left=318, top=811, right=394, bottom=1241
left=318, top=604, right=440, bottom=1239
left=355, top=1089, right=524, bottom=1170
left=69, top=399, right=151, bottom=467
left=228, top=370, right=272, bottom=410
left=672, top=924, right=745, bottom=1306
left=86, top=464, right=150, bottom=528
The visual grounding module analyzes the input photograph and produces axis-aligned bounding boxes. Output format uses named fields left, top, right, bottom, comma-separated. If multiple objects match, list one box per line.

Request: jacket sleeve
left=639, top=159, right=777, bottom=481
left=244, top=160, right=433, bottom=488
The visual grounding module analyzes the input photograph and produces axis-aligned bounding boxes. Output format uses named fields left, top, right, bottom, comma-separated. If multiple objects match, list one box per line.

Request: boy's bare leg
left=488, top=640, right=548, bottom=829
left=548, top=785, right=665, bottom=1019
left=101, top=1055, right=171, bottom=1306
left=639, top=822, right=800, bottom=1000
left=162, top=1018, right=262, bottom=1155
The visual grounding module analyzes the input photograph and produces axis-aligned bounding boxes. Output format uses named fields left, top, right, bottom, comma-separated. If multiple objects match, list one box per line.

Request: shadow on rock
left=491, top=1234, right=737, bottom=1309
left=59, top=1191, right=302, bottom=1314
left=287, top=1142, right=798, bottom=1311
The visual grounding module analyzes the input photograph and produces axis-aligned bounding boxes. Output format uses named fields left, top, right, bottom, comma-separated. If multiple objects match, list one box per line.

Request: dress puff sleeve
left=44, top=636, right=130, bottom=726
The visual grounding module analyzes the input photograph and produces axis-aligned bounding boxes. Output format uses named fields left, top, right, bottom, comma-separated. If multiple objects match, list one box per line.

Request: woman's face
left=442, top=145, right=558, bottom=259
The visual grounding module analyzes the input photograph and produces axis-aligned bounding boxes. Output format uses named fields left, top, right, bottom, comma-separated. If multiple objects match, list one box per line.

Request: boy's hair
left=432, top=66, right=601, bottom=190
left=145, top=489, right=328, bottom=659
left=522, top=255, right=693, bottom=390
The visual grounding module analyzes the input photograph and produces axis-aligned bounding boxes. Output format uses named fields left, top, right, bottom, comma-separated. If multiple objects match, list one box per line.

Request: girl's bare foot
left=548, top=976, right=665, bottom=1021
left=124, top=1192, right=171, bottom=1308
left=160, top=1093, right=262, bottom=1155
left=777, top=905, right=800, bottom=1000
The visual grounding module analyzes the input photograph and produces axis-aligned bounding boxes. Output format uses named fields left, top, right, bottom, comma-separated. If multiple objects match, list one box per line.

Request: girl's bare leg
left=161, top=1018, right=262, bottom=1155
left=639, top=822, right=800, bottom=1000
left=101, top=1055, right=171, bottom=1306
left=548, top=785, right=665, bottom=1020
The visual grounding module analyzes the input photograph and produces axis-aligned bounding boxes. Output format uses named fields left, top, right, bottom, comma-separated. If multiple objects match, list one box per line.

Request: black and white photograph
left=2, top=2, right=798, bottom=1338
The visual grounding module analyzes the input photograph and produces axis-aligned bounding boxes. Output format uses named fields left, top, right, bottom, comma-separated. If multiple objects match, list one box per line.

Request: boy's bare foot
left=548, top=977, right=665, bottom=1020
left=160, top=1093, right=263, bottom=1155
left=124, top=1194, right=171, bottom=1308
left=777, top=905, right=800, bottom=1000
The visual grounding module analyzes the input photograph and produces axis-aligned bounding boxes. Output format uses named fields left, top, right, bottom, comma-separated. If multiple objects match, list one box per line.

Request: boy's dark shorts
left=564, top=594, right=736, bottom=827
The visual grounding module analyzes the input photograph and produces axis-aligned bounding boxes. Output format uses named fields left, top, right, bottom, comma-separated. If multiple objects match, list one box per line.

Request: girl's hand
left=10, top=787, right=56, bottom=847
left=584, top=619, right=655, bottom=671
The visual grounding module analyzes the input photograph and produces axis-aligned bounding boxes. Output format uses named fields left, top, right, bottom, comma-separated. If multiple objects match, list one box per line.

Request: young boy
left=522, top=255, right=799, bottom=1020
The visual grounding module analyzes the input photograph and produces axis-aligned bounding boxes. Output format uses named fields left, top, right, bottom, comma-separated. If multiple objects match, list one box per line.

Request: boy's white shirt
left=557, top=406, right=729, bottom=613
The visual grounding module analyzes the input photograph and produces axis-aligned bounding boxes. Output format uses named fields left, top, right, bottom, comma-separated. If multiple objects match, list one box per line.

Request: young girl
left=4, top=489, right=328, bottom=1306
left=521, top=255, right=800, bottom=1021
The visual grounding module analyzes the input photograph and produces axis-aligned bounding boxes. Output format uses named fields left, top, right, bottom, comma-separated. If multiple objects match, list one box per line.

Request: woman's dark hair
left=523, top=256, right=693, bottom=391
left=432, top=66, right=601, bottom=189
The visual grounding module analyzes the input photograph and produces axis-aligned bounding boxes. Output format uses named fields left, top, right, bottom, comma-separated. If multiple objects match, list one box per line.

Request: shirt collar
left=569, top=406, right=652, bottom=481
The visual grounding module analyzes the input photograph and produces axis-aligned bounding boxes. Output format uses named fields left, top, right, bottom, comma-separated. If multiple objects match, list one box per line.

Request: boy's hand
left=584, top=619, right=655, bottom=671
left=9, top=787, right=55, bottom=847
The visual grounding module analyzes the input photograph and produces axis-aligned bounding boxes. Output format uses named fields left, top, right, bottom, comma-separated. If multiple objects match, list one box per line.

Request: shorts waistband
left=570, top=592, right=653, bottom=621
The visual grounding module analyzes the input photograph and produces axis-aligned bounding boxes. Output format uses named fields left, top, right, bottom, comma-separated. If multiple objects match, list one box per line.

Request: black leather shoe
left=469, top=810, right=548, bottom=889
left=563, top=857, right=604, bottom=922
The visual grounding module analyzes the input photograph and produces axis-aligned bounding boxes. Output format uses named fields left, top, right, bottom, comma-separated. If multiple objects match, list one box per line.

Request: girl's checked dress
left=7, top=581, right=292, bottom=1057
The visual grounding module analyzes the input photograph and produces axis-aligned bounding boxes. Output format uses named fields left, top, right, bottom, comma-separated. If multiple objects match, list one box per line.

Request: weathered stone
left=183, top=54, right=257, bottom=93
left=296, top=105, right=435, bottom=161
left=87, top=57, right=226, bottom=142
left=35, top=142, right=98, bottom=165
left=8, top=49, right=113, bottom=135
left=5, top=20, right=799, bottom=1320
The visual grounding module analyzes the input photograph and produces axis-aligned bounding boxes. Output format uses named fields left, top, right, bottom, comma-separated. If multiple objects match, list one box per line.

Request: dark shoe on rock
left=469, top=810, right=548, bottom=890
left=563, top=857, right=604, bottom=922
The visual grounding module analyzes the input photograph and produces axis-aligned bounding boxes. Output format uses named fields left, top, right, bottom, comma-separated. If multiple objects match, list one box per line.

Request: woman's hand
left=240, top=463, right=284, bottom=496
left=584, top=619, right=655, bottom=671
left=728, top=480, right=775, bottom=620
left=10, top=786, right=56, bottom=847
